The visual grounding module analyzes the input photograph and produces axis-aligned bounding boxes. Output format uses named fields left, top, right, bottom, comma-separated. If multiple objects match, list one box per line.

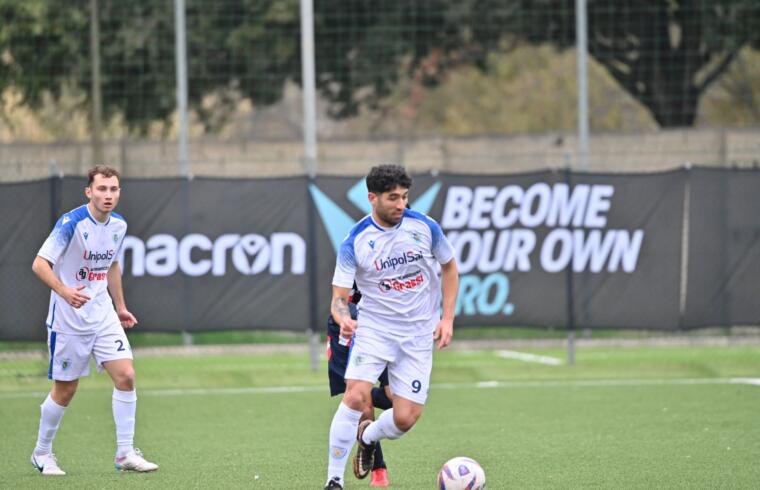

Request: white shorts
left=47, top=321, right=133, bottom=381
left=345, top=326, right=434, bottom=405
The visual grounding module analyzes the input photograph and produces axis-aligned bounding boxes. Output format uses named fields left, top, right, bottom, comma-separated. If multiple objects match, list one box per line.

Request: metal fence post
left=301, top=0, right=321, bottom=371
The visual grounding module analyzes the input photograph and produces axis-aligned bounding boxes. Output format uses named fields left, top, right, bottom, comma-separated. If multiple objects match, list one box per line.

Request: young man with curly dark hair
left=324, top=164, right=459, bottom=489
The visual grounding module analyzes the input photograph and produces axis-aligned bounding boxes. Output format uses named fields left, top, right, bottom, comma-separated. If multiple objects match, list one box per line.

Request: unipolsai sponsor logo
left=373, top=250, right=424, bottom=271
left=82, top=249, right=115, bottom=262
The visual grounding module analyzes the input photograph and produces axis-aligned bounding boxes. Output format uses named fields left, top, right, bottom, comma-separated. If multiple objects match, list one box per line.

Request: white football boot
left=31, top=452, right=66, bottom=476
left=114, top=448, right=159, bottom=472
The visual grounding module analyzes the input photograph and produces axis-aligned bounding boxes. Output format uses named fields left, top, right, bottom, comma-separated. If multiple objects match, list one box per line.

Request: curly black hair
left=366, top=164, right=413, bottom=194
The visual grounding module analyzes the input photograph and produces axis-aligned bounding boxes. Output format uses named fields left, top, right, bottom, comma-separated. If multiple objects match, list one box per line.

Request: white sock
left=112, top=388, right=137, bottom=457
left=327, top=402, right=362, bottom=483
left=362, top=408, right=406, bottom=443
left=34, top=394, right=66, bottom=455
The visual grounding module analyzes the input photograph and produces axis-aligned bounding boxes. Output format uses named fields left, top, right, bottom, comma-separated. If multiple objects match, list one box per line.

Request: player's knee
left=52, top=381, right=78, bottom=406
left=394, top=409, right=421, bottom=432
left=55, top=387, right=77, bottom=405
left=113, top=367, right=136, bottom=390
left=343, top=387, right=369, bottom=411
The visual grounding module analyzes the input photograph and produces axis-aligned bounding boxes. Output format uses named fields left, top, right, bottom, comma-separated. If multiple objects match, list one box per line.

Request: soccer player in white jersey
left=324, top=165, right=459, bottom=490
left=29, top=165, right=158, bottom=476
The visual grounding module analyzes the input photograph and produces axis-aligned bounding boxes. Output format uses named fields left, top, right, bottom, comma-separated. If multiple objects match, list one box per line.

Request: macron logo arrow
left=310, top=179, right=441, bottom=253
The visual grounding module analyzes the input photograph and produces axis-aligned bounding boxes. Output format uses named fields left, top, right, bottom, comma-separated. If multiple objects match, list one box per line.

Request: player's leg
left=326, top=322, right=390, bottom=488
left=327, top=327, right=390, bottom=487
left=360, top=332, right=432, bottom=445
left=327, top=380, right=373, bottom=488
left=371, top=385, right=393, bottom=411
left=370, top=441, right=390, bottom=487
left=32, top=331, right=92, bottom=476
left=96, top=325, right=157, bottom=472
left=370, top=371, right=392, bottom=486
left=363, top=396, right=423, bottom=439
left=345, top=332, right=400, bottom=481
left=31, top=380, right=77, bottom=476
left=325, top=325, right=360, bottom=489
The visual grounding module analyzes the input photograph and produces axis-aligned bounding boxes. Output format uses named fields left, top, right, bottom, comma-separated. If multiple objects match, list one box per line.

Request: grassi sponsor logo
left=374, top=250, right=424, bottom=271
left=83, top=249, right=115, bottom=262
left=378, top=270, right=424, bottom=293
left=76, top=266, right=107, bottom=282
left=118, top=232, right=306, bottom=277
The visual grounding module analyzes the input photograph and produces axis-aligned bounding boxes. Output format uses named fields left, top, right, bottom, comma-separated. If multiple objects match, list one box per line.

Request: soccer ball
left=437, top=456, right=486, bottom=489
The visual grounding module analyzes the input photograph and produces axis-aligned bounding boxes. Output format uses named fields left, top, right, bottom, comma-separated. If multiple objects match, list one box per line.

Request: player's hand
left=117, top=309, right=138, bottom=329
left=434, top=318, right=454, bottom=350
left=62, top=285, right=91, bottom=309
left=339, top=317, right=357, bottom=343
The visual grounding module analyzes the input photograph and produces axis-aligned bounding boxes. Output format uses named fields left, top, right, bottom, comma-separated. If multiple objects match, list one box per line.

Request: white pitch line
left=143, top=385, right=326, bottom=396
left=1, top=378, right=758, bottom=400
left=730, top=377, right=760, bottom=386
left=496, top=349, right=563, bottom=365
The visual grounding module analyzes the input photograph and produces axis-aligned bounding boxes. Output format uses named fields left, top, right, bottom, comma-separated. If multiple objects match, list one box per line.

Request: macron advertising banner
left=1, top=169, right=757, bottom=340
left=110, top=177, right=312, bottom=333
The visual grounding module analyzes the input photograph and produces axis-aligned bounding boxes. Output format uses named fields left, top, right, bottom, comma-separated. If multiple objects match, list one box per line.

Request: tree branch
left=697, top=47, right=743, bottom=92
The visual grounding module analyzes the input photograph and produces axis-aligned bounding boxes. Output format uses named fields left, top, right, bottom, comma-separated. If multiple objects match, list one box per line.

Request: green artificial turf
left=1, top=345, right=759, bottom=488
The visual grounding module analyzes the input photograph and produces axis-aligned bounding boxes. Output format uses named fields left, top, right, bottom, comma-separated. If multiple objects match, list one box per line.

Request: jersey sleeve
left=113, top=223, right=127, bottom=262
left=37, top=213, right=76, bottom=265
left=332, top=238, right=357, bottom=288
left=428, top=217, right=455, bottom=264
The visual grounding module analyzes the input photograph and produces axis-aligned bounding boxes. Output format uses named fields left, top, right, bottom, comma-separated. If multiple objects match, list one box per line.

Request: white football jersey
left=333, top=209, right=455, bottom=336
left=37, top=204, right=127, bottom=335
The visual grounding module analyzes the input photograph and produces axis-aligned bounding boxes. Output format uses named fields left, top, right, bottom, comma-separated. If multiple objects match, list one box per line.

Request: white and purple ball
left=437, top=456, right=486, bottom=490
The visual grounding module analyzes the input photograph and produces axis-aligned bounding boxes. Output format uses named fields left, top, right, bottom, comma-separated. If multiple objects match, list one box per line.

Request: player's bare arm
left=434, top=258, right=459, bottom=350
left=331, top=285, right=357, bottom=340
left=32, top=256, right=91, bottom=309
left=107, top=262, right=138, bottom=329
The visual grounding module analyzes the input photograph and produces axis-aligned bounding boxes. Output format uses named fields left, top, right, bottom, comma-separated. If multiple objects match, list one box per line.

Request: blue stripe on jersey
left=52, top=205, right=90, bottom=248
left=346, top=333, right=357, bottom=369
left=76, top=204, right=97, bottom=225
left=403, top=208, right=445, bottom=250
left=370, top=219, right=386, bottom=231
left=338, top=216, right=375, bottom=271
left=47, top=331, right=57, bottom=380
left=110, top=211, right=127, bottom=224
left=47, top=301, right=57, bottom=330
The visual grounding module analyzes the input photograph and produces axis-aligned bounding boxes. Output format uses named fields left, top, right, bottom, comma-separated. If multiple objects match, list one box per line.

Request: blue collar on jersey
left=370, top=213, right=404, bottom=231
left=85, top=204, right=111, bottom=226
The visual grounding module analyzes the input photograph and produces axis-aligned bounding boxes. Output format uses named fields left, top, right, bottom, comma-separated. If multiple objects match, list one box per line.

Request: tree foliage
left=0, top=0, right=758, bottom=132
left=321, top=0, right=760, bottom=127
